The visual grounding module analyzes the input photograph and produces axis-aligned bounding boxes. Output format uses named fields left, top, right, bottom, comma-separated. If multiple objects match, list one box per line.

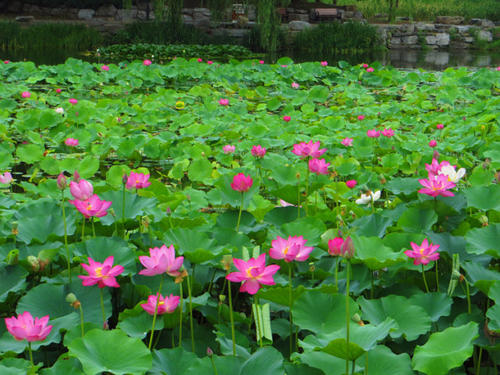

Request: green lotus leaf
left=365, top=345, right=413, bottom=375
left=0, top=265, right=28, bottom=303
left=352, top=235, right=407, bottom=270
left=412, top=322, right=478, bottom=375
left=99, top=190, right=158, bottom=225
left=465, top=224, right=500, bottom=257
left=68, top=329, right=152, bottom=375
left=464, top=185, right=500, bottom=211
left=39, top=355, right=84, bottom=375
left=240, top=347, right=284, bottom=375
left=397, top=207, right=437, bottom=233
left=351, top=214, right=393, bottom=238
left=409, top=292, right=453, bottom=322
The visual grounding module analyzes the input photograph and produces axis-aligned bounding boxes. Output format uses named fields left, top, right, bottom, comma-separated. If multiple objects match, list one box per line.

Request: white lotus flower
left=439, top=165, right=466, bottom=183
left=55, top=107, right=64, bottom=114
left=355, top=190, right=381, bottom=205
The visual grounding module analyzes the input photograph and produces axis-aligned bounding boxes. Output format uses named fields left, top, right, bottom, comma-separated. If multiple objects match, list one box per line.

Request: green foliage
left=0, top=22, right=102, bottom=51
left=293, top=22, right=381, bottom=60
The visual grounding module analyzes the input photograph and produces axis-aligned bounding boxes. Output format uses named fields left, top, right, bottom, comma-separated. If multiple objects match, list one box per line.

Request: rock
left=344, top=11, right=354, bottom=18
left=416, top=23, right=435, bottom=31
left=425, top=51, right=449, bottom=66
left=396, top=16, right=410, bottom=21
left=425, top=33, right=450, bottom=46
left=183, top=14, right=194, bottom=23
left=477, top=30, right=492, bottom=42
left=182, top=8, right=194, bottom=16
left=469, top=18, right=482, bottom=25
left=402, top=35, right=418, bottom=45
left=78, top=9, right=95, bottom=20
left=194, top=8, right=211, bottom=17
left=353, top=11, right=364, bottom=20
left=288, top=20, right=312, bottom=31
left=116, top=9, right=137, bottom=21
left=435, top=16, right=464, bottom=24
left=481, top=19, right=495, bottom=27
left=390, top=37, right=402, bottom=47
left=464, top=36, right=474, bottom=43
left=96, top=4, right=117, bottom=18
left=456, top=25, right=470, bottom=33
left=15, top=16, right=34, bottom=22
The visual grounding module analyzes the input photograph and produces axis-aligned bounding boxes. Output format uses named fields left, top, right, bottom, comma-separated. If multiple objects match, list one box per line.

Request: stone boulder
left=435, top=16, right=464, bottom=24
left=96, top=4, right=117, bottom=18
left=78, top=9, right=95, bottom=20
left=477, top=30, right=492, bottom=42
left=15, top=16, right=34, bottom=22
left=426, top=33, right=450, bottom=46
left=481, top=19, right=495, bottom=27
left=116, top=9, right=138, bottom=21
left=288, top=20, right=312, bottom=31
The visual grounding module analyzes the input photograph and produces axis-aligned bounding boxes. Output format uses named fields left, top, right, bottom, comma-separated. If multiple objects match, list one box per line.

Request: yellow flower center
left=86, top=204, right=92, bottom=211
left=95, top=267, right=103, bottom=277
left=158, top=301, right=165, bottom=306
left=246, top=266, right=257, bottom=278
left=419, top=248, right=425, bottom=255
left=283, top=246, right=289, bottom=255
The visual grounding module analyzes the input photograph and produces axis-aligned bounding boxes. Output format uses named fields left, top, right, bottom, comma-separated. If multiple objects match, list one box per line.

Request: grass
left=336, top=0, right=500, bottom=22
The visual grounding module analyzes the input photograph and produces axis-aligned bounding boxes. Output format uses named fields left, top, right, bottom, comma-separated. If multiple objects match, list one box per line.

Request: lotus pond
left=0, top=57, right=499, bottom=375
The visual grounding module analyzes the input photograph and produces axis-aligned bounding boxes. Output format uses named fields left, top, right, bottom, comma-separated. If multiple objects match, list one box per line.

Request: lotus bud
left=341, top=237, right=355, bottom=258
left=66, top=293, right=78, bottom=304
left=166, top=206, right=172, bottom=215
left=27, top=255, right=40, bottom=272
left=219, top=294, right=226, bottom=303
left=352, top=313, right=362, bottom=323
left=57, top=173, right=67, bottom=190
left=480, top=215, right=489, bottom=227
left=5, top=249, right=19, bottom=265
left=122, top=174, right=128, bottom=184
left=309, top=262, right=315, bottom=273
left=296, top=172, right=301, bottom=180
left=73, top=170, right=80, bottom=182
left=206, top=347, right=213, bottom=356
left=221, top=254, right=232, bottom=271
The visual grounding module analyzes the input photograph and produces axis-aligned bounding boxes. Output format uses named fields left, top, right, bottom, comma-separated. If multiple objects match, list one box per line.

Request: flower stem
left=297, top=181, right=301, bottom=219
left=364, top=353, right=368, bottom=375
left=254, top=295, right=263, bottom=348
left=28, top=342, right=34, bottom=367
left=81, top=218, right=86, bottom=241
left=305, top=163, right=310, bottom=216
left=210, top=355, right=219, bottom=375
left=99, top=288, right=106, bottom=328
left=91, top=217, right=96, bottom=238
left=334, top=257, right=339, bottom=290
left=61, top=190, right=71, bottom=283
left=79, top=305, right=85, bottom=337
left=421, top=264, right=430, bottom=293
left=227, top=280, right=236, bottom=356
left=345, top=259, right=351, bottom=375
left=122, top=181, right=126, bottom=239
left=435, top=259, right=439, bottom=292
left=178, top=281, right=183, bottom=347
left=288, top=265, right=294, bottom=356
left=236, top=192, right=244, bottom=232
left=148, top=275, right=164, bottom=350
left=476, top=346, right=483, bottom=375
left=186, top=274, right=195, bottom=352
left=465, top=278, right=471, bottom=314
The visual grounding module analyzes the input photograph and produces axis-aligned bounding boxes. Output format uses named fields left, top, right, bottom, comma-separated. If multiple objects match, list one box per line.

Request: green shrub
left=293, top=22, right=382, bottom=59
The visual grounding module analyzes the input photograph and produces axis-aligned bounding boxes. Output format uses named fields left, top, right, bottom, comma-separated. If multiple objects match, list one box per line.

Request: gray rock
left=353, top=11, right=364, bottom=20
left=426, top=33, right=449, bottom=46
left=456, top=25, right=471, bottom=33
left=182, top=8, right=194, bottom=16
left=402, top=35, right=418, bottom=45
left=78, top=9, right=95, bottom=20
left=96, top=4, right=117, bottom=18
left=425, top=51, right=449, bottom=66
left=183, top=14, right=194, bottom=23
left=390, top=37, right=402, bottom=46
left=15, top=16, right=34, bottom=22
left=464, top=36, right=474, bottom=43
left=477, top=30, right=492, bottom=42
left=470, top=18, right=482, bottom=25
left=194, top=8, right=211, bottom=17
left=435, top=16, right=464, bottom=24
left=416, top=23, right=435, bottom=31
left=481, top=19, right=495, bottom=27
left=116, top=9, right=137, bottom=21
left=288, top=20, right=312, bottom=31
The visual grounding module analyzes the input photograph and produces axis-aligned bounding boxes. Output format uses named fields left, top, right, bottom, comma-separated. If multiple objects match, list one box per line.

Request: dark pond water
left=2, top=47, right=499, bottom=70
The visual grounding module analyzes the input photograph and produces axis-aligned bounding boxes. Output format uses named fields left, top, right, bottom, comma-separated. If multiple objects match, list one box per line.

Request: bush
left=20, top=0, right=122, bottom=9
left=293, top=22, right=382, bottom=59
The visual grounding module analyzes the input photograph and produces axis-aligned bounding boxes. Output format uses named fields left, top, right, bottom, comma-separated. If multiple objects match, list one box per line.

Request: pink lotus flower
left=362, top=63, right=368, bottom=68
left=269, top=235, right=313, bottom=262
left=251, top=145, right=266, bottom=158
left=231, top=173, right=253, bottom=192
left=139, top=244, right=184, bottom=277
left=404, top=238, right=440, bottom=265
left=141, top=294, right=180, bottom=315
left=283, top=115, right=291, bottom=122
left=143, top=59, right=152, bottom=66
left=367, top=129, right=380, bottom=138
left=259, top=60, right=264, bottom=64
left=56, top=88, right=62, bottom=93
left=425, top=158, right=450, bottom=177
left=366, top=67, right=374, bottom=72
left=346, top=180, right=357, bottom=189
left=418, top=174, right=455, bottom=197
left=57, top=173, right=67, bottom=190
left=496, top=66, right=500, bottom=71
left=357, top=115, right=365, bottom=121
left=79, top=256, right=124, bottom=288
left=101, top=65, right=109, bottom=71
left=226, top=254, right=280, bottom=295
left=328, top=236, right=354, bottom=258
left=5, top=311, right=52, bottom=342
left=321, top=61, right=328, bottom=66
left=292, top=140, right=327, bottom=159
left=381, top=128, right=394, bottom=137
left=308, top=158, right=330, bottom=175
left=436, top=123, right=444, bottom=129
left=70, top=179, right=93, bottom=200
left=22, top=91, right=31, bottom=98
left=219, top=98, right=229, bottom=106
left=69, top=98, right=78, bottom=105
left=4, top=60, right=10, bottom=64
left=125, top=171, right=151, bottom=189
left=223, top=145, right=235, bottom=154
left=291, top=82, right=299, bottom=89
left=69, top=194, right=112, bottom=218
left=207, top=61, right=213, bottom=65
left=0, top=172, right=12, bottom=184
left=65, top=138, right=79, bottom=146
left=197, top=58, right=202, bottom=62
left=429, top=140, right=437, bottom=147
left=341, top=137, right=353, bottom=147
